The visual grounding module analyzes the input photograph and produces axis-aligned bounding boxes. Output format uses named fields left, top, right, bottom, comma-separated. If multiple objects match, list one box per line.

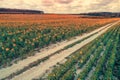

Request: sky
left=0, top=0, right=120, bottom=14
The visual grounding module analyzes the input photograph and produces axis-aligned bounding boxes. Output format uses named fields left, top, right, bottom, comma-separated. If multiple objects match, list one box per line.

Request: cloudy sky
left=0, top=0, right=120, bottom=13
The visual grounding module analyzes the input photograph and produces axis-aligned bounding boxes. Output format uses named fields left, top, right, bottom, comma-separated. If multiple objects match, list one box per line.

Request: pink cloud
left=55, top=0, right=73, bottom=4
left=42, top=0, right=54, bottom=6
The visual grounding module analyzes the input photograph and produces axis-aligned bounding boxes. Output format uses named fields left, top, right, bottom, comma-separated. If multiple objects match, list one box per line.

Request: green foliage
left=0, top=24, right=103, bottom=66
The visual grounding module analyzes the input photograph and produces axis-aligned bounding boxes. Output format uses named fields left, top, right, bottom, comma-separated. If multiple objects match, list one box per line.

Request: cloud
left=55, top=0, right=73, bottom=4
left=0, top=0, right=120, bottom=13
left=85, top=0, right=120, bottom=12
left=42, top=0, right=54, bottom=6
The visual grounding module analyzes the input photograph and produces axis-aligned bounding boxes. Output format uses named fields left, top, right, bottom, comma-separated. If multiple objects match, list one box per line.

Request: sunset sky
left=0, top=0, right=120, bottom=14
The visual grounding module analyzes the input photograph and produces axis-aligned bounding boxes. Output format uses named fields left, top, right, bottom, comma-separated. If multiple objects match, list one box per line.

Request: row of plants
left=96, top=24, right=120, bottom=80
left=77, top=25, right=116, bottom=80
left=103, top=26, right=120, bottom=80
left=46, top=23, right=120, bottom=80
left=104, top=43, right=117, bottom=80
left=57, top=37, right=106, bottom=80
left=98, top=26, right=120, bottom=80
left=46, top=35, right=101, bottom=80
left=58, top=41, right=101, bottom=80
left=89, top=24, right=120, bottom=80
left=78, top=45, right=104, bottom=80
left=90, top=40, right=113, bottom=80
left=46, top=23, right=115, bottom=80
left=60, top=67, right=76, bottom=80
left=113, top=27, right=120, bottom=79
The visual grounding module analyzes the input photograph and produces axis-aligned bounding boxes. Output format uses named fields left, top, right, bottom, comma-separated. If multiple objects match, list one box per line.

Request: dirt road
left=11, top=21, right=120, bottom=80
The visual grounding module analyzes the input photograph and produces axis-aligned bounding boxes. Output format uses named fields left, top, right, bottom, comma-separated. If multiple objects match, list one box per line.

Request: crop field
left=46, top=23, right=120, bottom=80
left=0, top=14, right=118, bottom=66
left=0, top=14, right=120, bottom=80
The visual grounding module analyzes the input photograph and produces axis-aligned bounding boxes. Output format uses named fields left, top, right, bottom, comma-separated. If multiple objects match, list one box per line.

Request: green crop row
left=47, top=27, right=112, bottom=80
left=58, top=26, right=117, bottom=80
left=113, top=29, right=120, bottom=79
left=47, top=36, right=100, bottom=80
left=46, top=23, right=120, bottom=80
left=89, top=25, right=120, bottom=80
left=77, top=25, right=116, bottom=80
